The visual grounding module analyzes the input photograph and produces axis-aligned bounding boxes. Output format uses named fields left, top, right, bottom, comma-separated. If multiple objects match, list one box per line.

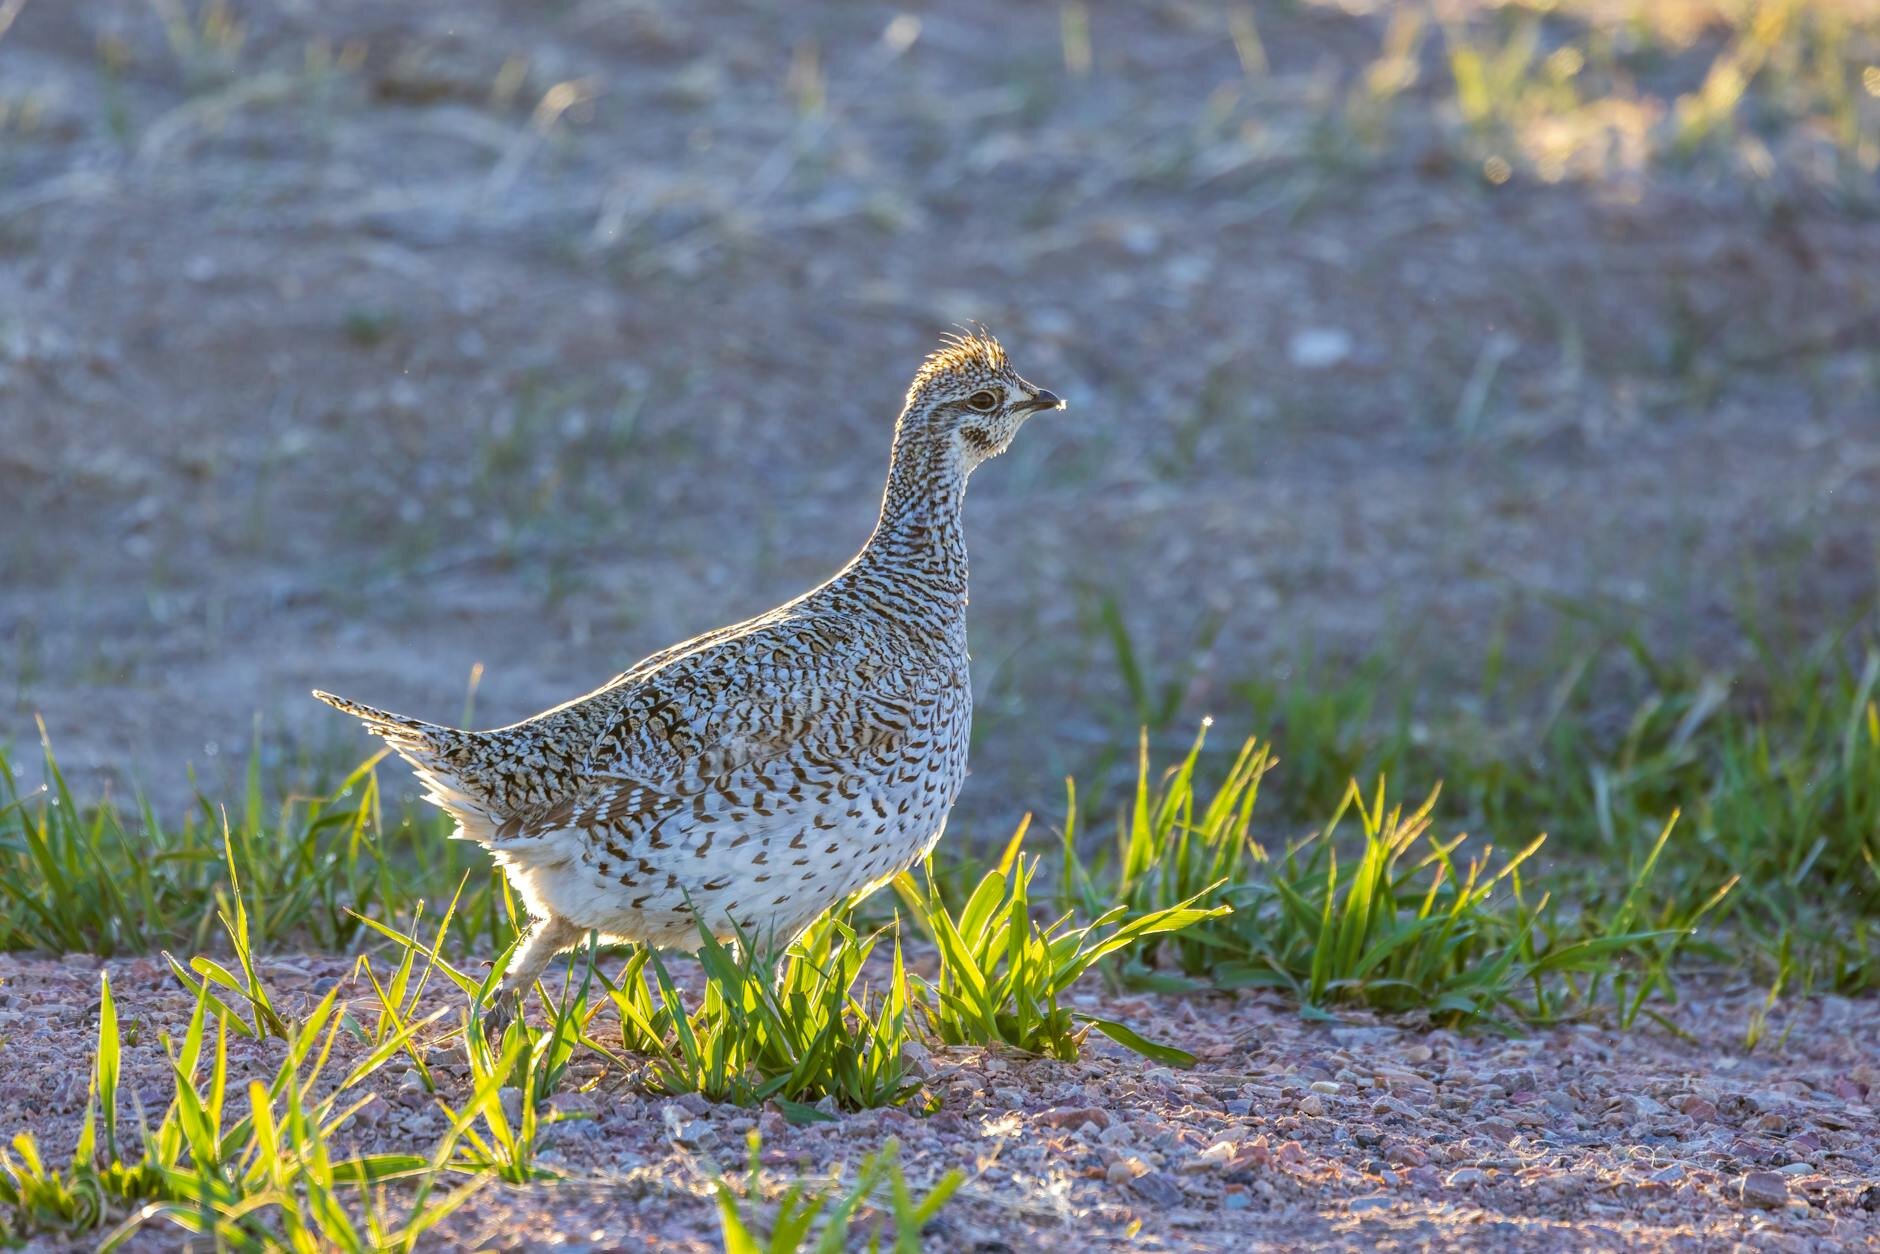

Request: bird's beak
left=1021, top=388, right=1065, bottom=412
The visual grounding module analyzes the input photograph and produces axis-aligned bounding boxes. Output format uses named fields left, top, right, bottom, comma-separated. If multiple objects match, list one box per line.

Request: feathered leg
left=482, top=915, right=584, bottom=1043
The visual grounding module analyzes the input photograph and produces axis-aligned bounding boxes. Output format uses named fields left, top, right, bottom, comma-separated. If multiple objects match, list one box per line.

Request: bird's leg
left=481, top=987, right=522, bottom=1046
left=482, top=915, right=582, bottom=1044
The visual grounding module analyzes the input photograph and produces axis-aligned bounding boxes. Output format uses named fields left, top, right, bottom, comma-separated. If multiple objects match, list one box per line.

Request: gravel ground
left=3, top=953, right=1877, bottom=1251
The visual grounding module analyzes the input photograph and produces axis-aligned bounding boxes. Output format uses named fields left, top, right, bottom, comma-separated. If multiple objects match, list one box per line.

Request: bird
left=314, top=330, right=1065, bottom=1037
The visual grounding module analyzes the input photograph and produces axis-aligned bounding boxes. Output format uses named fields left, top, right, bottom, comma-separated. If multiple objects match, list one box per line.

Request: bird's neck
left=840, top=431, right=970, bottom=637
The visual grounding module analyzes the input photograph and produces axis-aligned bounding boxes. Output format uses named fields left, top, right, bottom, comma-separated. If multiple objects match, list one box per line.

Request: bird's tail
left=311, top=689, right=501, bottom=841
left=311, top=689, right=454, bottom=757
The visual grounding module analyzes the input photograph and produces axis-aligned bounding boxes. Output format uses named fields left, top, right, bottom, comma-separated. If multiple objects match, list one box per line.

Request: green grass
left=7, top=628, right=1875, bottom=1007
left=1057, top=725, right=1272, bottom=983
left=627, top=916, right=918, bottom=1115
left=2, top=895, right=956, bottom=1246
left=714, top=1132, right=961, bottom=1254
left=1218, top=787, right=1733, bottom=1028
left=1057, top=722, right=1735, bottom=1027
left=898, top=817, right=1225, bottom=1064
left=0, top=973, right=471, bottom=1251
left=356, top=903, right=924, bottom=1121
left=1232, top=627, right=1880, bottom=993
left=1324, top=0, right=1880, bottom=197
left=0, top=726, right=505, bottom=956
left=8, top=629, right=1875, bottom=1007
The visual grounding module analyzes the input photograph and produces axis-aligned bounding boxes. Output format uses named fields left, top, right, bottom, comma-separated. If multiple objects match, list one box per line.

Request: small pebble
left=1446, top=1168, right=1488, bottom=1188
left=1187, top=1141, right=1240, bottom=1171
left=1739, top=1171, right=1789, bottom=1209
left=1129, top=1171, right=1185, bottom=1208
left=1488, top=1069, right=1537, bottom=1094
left=1038, top=1106, right=1111, bottom=1130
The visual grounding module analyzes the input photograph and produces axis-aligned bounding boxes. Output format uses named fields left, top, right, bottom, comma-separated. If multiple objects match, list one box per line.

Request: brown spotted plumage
left=314, top=331, right=1064, bottom=1032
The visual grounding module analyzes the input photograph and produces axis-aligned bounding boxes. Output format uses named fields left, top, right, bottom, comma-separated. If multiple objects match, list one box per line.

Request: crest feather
left=910, top=328, right=1008, bottom=396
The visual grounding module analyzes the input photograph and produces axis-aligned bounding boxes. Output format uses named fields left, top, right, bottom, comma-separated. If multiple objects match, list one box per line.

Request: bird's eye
left=966, top=391, right=999, bottom=412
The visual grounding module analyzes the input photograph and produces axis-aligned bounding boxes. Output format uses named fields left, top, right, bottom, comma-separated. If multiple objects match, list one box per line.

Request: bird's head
left=898, top=330, right=1065, bottom=471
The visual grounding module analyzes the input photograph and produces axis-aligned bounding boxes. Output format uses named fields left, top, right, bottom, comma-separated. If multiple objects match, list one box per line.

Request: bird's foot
left=480, top=987, right=522, bottom=1047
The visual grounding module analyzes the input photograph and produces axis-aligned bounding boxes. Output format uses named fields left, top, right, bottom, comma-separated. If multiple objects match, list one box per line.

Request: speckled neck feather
left=839, top=408, right=971, bottom=641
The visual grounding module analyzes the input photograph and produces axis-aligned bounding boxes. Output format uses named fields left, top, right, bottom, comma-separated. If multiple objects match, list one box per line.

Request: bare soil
left=3, top=0, right=1876, bottom=822
left=3, top=1, right=1879, bottom=1249
left=2, top=953, right=1878, bottom=1252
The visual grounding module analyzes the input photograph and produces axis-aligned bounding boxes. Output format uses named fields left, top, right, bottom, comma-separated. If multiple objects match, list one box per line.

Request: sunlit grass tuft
left=1219, top=784, right=1734, bottom=1028
left=1058, top=721, right=1270, bottom=986
left=0, top=727, right=504, bottom=957
left=1056, top=720, right=1738, bottom=1027
left=899, top=817, right=1226, bottom=1064
left=1234, top=628, right=1880, bottom=992
left=0, top=973, right=475, bottom=1251
left=612, top=914, right=921, bottom=1117
left=713, top=1130, right=961, bottom=1253
left=361, top=904, right=922, bottom=1120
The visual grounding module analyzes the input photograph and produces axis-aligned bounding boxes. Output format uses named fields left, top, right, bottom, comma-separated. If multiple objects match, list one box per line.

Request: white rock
left=1287, top=328, right=1353, bottom=370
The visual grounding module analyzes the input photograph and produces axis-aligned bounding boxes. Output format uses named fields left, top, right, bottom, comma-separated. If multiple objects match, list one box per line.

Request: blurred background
left=2, top=0, right=1876, bottom=840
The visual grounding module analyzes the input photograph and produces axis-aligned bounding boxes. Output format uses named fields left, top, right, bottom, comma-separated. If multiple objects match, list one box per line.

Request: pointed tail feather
left=312, top=689, right=506, bottom=843
left=310, top=689, right=451, bottom=753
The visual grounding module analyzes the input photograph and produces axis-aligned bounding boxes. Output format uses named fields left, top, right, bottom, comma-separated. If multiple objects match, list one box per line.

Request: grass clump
left=714, top=1131, right=961, bottom=1253
left=0, top=972, right=473, bottom=1251
left=1220, top=784, right=1732, bottom=1027
left=898, top=817, right=1227, bottom=1065
left=0, top=728, right=504, bottom=957
left=436, top=1028, right=577, bottom=1186
left=362, top=904, right=920, bottom=1121
left=1057, top=722, right=1271, bottom=986
left=1059, top=722, right=1730, bottom=1027
left=610, top=914, right=920, bottom=1117
left=1238, top=629, right=1880, bottom=992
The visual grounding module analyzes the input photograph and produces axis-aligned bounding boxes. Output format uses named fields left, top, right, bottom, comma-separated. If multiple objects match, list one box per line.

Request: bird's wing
left=490, top=621, right=960, bottom=846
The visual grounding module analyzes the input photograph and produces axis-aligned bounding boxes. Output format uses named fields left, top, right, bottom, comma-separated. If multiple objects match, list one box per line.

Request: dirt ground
left=2, top=953, right=1877, bottom=1252
left=3, top=0, right=1877, bottom=821
left=3, top=1, right=1880, bottom=1249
